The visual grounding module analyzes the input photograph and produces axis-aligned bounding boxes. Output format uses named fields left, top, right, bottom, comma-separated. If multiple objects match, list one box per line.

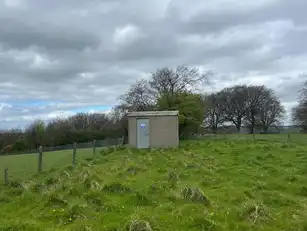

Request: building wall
left=128, top=115, right=179, bottom=148
left=150, top=115, right=179, bottom=148
left=128, top=117, right=137, bottom=147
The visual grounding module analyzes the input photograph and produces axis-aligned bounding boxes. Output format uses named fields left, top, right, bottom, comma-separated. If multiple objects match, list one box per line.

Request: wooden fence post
left=106, top=138, right=110, bottom=148
left=92, top=140, right=96, bottom=157
left=4, top=168, right=8, bottom=185
left=287, top=133, right=291, bottom=142
left=38, top=146, right=43, bottom=173
left=119, top=136, right=124, bottom=147
left=72, top=142, right=77, bottom=168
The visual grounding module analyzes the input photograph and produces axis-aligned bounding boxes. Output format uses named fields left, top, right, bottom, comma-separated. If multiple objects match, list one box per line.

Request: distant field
left=0, top=147, right=106, bottom=183
left=202, top=133, right=305, bottom=142
left=1, top=134, right=307, bottom=230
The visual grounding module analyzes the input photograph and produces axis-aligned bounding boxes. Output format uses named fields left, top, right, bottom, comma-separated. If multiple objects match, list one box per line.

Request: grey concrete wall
left=150, top=115, right=179, bottom=148
left=128, top=115, right=179, bottom=148
left=128, top=117, right=137, bottom=147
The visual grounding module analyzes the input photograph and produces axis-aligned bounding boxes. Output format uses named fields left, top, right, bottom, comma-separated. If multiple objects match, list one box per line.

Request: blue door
left=137, top=119, right=150, bottom=148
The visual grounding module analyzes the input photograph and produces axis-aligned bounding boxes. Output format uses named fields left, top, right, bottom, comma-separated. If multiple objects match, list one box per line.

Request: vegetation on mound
left=1, top=137, right=307, bottom=230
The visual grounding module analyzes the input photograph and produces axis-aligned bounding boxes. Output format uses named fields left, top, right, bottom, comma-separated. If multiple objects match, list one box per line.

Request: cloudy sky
left=0, top=0, right=306, bottom=129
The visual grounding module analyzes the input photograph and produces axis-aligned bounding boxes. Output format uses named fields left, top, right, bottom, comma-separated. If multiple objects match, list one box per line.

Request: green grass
left=1, top=135, right=307, bottom=230
left=0, top=147, right=104, bottom=183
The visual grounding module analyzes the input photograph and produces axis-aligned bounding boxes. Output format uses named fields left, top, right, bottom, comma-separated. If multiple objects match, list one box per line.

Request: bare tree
left=109, top=105, right=129, bottom=140
left=149, top=66, right=210, bottom=108
left=292, top=81, right=307, bottom=131
left=87, top=113, right=111, bottom=131
left=220, top=85, right=248, bottom=132
left=244, top=85, right=268, bottom=134
left=68, top=113, right=89, bottom=130
left=292, top=102, right=307, bottom=131
left=203, top=92, right=225, bottom=133
left=119, top=79, right=156, bottom=111
left=44, top=118, right=75, bottom=146
left=258, top=92, right=285, bottom=133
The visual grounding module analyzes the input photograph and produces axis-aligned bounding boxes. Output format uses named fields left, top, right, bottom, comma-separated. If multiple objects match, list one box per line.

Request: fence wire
left=1, top=137, right=124, bottom=156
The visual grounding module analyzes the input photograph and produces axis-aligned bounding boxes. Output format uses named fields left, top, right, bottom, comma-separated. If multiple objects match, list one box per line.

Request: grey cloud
left=0, top=17, right=99, bottom=50
left=278, top=27, right=307, bottom=56
left=275, top=75, right=307, bottom=103
left=177, top=0, right=307, bottom=35
left=115, top=34, right=181, bottom=62
left=0, top=0, right=306, bottom=128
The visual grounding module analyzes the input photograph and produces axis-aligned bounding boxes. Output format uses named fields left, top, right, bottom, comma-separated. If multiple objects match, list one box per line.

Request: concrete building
left=127, top=111, right=179, bottom=149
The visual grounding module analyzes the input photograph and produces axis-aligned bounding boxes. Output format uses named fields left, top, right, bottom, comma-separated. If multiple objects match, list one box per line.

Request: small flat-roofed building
left=127, top=111, right=179, bottom=149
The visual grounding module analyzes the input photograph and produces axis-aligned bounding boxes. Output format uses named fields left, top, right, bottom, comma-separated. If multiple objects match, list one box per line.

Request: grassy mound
left=1, top=136, right=307, bottom=230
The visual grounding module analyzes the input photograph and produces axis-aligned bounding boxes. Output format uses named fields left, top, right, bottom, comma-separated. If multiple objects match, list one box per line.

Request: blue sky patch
left=71, top=105, right=111, bottom=113
left=9, top=100, right=60, bottom=107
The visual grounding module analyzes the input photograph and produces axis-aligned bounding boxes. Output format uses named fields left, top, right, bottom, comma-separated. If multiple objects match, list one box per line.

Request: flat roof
left=127, top=110, right=179, bottom=117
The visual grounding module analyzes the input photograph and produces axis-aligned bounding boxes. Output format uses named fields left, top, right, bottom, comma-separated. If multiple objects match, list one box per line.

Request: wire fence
left=0, top=137, right=124, bottom=185
left=188, top=133, right=307, bottom=145
left=1, top=137, right=124, bottom=156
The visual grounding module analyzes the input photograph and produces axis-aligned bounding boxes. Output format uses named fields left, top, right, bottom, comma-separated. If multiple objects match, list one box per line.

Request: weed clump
left=6, top=187, right=24, bottom=196
left=181, top=186, right=193, bottom=200
left=31, top=183, right=46, bottom=193
left=285, top=174, right=298, bottom=182
left=299, top=186, right=307, bottom=196
left=67, top=186, right=84, bottom=197
left=148, top=183, right=167, bottom=194
left=61, top=170, right=72, bottom=179
left=44, top=176, right=60, bottom=186
left=20, top=181, right=41, bottom=192
left=9, top=180, right=23, bottom=188
left=168, top=170, right=179, bottom=181
left=168, top=170, right=179, bottom=187
left=127, top=219, right=152, bottom=231
left=84, top=178, right=102, bottom=190
left=181, top=186, right=210, bottom=205
left=66, top=204, right=87, bottom=221
left=190, top=215, right=218, bottom=230
left=126, top=165, right=145, bottom=175
left=47, top=194, right=68, bottom=206
left=78, top=170, right=91, bottom=182
left=76, top=169, right=102, bottom=190
left=130, top=192, right=152, bottom=206
left=50, top=204, right=87, bottom=225
left=103, top=182, right=131, bottom=193
left=100, top=147, right=117, bottom=156
left=240, top=202, right=271, bottom=225
left=84, top=191, right=103, bottom=207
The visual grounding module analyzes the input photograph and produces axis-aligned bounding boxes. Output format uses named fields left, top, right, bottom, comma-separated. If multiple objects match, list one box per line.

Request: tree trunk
left=211, top=126, right=217, bottom=134
left=235, top=124, right=241, bottom=132
left=249, top=123, right=255, bottom=134
left=234, top=117, right=242, bottom=133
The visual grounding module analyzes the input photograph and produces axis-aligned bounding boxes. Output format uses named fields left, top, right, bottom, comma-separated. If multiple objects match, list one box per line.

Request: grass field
left=0, top=147, right=110, bottom=184
left=1, top=134, right=307, bottom=230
